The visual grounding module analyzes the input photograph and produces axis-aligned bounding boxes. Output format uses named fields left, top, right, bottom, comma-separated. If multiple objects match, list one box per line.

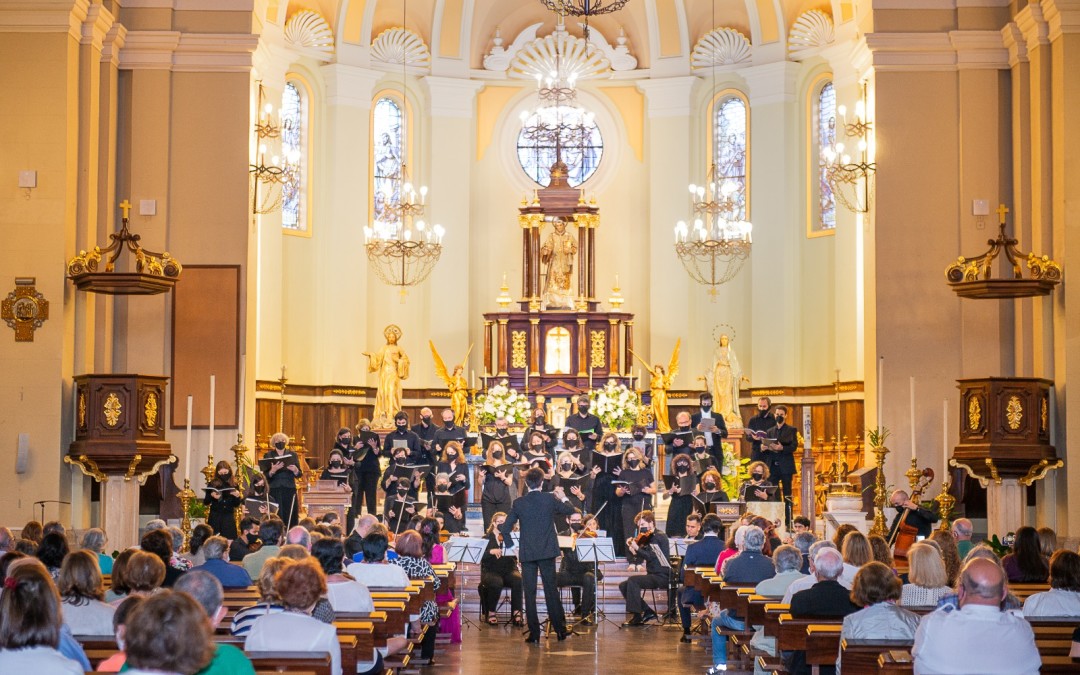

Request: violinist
left=479, top=512, right=523, bottom=626
left=664, top=454, right=698, bottom=537
left=479, top=441, right=516, bottom=530
left=618, top=510, right=670, bottom=626
left=203, top=460, right=242, bottom=539
left=556, top=510, right=600, bottom=623
left=741, top=461, right=779, bottom=502
left=888, top=489, right=939, bottom=540
left=616, top=444, right=657, bottom=564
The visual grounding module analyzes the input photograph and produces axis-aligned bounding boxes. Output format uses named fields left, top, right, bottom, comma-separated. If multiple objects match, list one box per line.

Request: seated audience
left=58, top=550, right=115, bottom=636
left=279, top=544, right=309, bottom=560
left=913, top=558, right=1040, bottom=674
left=951, top=518, right=975, bottom=558
left=1001, top=525, right=1049, bottom=583
left=35, top=532, right=68, bottom=579
left=714, top=528, right=741, bottom=574
left=192, top=535, right=253, bottom=588
left=1023, top=550, right=1080, bottom=617
left=230, top=516, right=262, bottom=561
left=245, top=559, right=344, bottom=675
left=0, top=562, right=83, bottom=673
left=785, top=548, right=859, bottom=675
left=419, top=517, right=461, bottom=643
left=312, top=537, right=374, bottom=613
left=839, top=530, right=870, bottom=587
left=746, top=544, right=808, bottom=660
left=79, top=528, right=113, bottom=575
left=793, top=531, right=817, bottom=574
left=104, top=549, right=136, bottom=604
left=286, top=525, right=312, bottom=552
left=1037, top=526, right=1057, bottom=559
left=242, top=517, right=285, bottom=579
left=121, top=550, right=167, bottom=601
left=186, top=523, right=214, bottom=568
left=392, top=530, right=442, bottom=665
left=347, top=530, right=412, bottom=588
left=19, top=520, right=43, bottom=545
left=928, top=529, right=962, bottom=587
left=140, top=528, right=185, bottom=587
left=95, top=596, right=142, bottom=672
left=678, top=514, right=726, bottom=641
left=841, top=561, right=919, bottom=670
left=174, top=571, right=256, bottom=674
left=231, top=557, right=291, bottom=636
left=901, top=543, right=953, bottom=607
left=123, top=590, right=215, bottom=675
left=782, top=541, right=842, bottom=604
left=708, top=525, right=775, bottom=674
left=167, top=526, right=193, bottom=570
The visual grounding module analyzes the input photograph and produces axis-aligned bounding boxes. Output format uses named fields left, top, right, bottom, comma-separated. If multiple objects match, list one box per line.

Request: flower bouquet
left=588, top=380, right=640, bottom=431
left=474, top=379, right=532, bottom=425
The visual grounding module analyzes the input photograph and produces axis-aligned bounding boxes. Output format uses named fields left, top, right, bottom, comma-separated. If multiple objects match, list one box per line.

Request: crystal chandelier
left=822, top=81, right=876, bottom=214
left=249, top=82, right=298, bottom=215
left=364, top=0, right=444, bottom=297
left=539, top=0, right=631, bottom=38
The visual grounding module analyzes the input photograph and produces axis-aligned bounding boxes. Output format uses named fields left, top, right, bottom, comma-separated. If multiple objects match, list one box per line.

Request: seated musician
left=741, top=461, right=779, bottom=502
left=888, top=488, right=939, bottom=540
left=678, top=514, right=725, bottom=642
left=556, top=510, right=600, bottom=624
left=479, top=512, right=523, bottom=626
left=618, top=510, right=670, bottom=626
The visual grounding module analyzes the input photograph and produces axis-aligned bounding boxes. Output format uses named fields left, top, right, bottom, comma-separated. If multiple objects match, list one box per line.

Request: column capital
left=742, top=61, right=800, bottom=105
left=118, top=30, right=257, bottom=72
left=1001, top=22, right=1028, bottom=67
left=636, top=76, right=697, bottom=118
left=80, top=2, right=115, bottom=52
left=320, top=63, right=383, bottom=108
left=0, top=0, right=88, bottom=40
left=1043, top=0, right=1080, bottom=41
left=423, top=76, right=485, bottom=118
left=1015, top=2, right=1049, bottom=53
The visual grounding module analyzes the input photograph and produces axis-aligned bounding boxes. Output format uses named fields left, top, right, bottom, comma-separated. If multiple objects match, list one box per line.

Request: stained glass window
left=281, top=82, right=305, bottom=231
left=516, top=106, right=603, bottom=188
left=817, top=81, right=837, bottom=231
left=714, top=96, right=748, bottom=221
left=372, top=97, right=404, bottom=225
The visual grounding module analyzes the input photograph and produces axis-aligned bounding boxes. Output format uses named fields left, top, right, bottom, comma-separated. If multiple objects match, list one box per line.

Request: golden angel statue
left=631, top=338, right=680, bottom=434
left=430, top=341, right=473, bottom=426
left=363, top=324, right=410, bottom=428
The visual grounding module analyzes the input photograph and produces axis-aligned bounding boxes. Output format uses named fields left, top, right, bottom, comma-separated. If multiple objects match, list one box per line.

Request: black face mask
left=776, top=416, right=786, bottom=424
left=676, top=464, right=689, bottom=475
left=578, top=406, right=590, bottom=414
left=628, top=459, right=640, bottom=468
left=274, top=441, right=287, bottom=450
left=633, top=434, right=645, bottom=441
left=394, top=454, right=406, bottom=463
left=338, top=436, right=351, bottom=446
left=603, top=442, right=617, bottom=450
left=437, top=482, right=449, bottom=491
left=565, top=439, right=578, bottom=449
left=422, top=416, right=432, bottom=424
left=330, top=460, right=342, bottom=468
left=701, top=402, right=712, bottom=412
left=497, top=428, right=508, bottom=435
left=447, top=452, right=457, bottom=460
left=218, top=471, right=230, bottom=478
left=531, top=443, right=543, bottom=451
left=396, top=423, right=407, bottom=431
left=397, top=487, right=408, bottom=495
left=704, top=481, right=716, bottom=490
left=536, top=416, right=546, bottom=425
left=752, top=472, right=763, bottom=480
left=679, top=424, right=691, bottom=432
left=253, top=482, right=265, bottom=492
left=570, top=523, right=584, bottom=532
left=491, top=450, right=502, bottom=460
left=444, top=420, right=454, bottom=429
left=561, top=462, right=572, bottom=471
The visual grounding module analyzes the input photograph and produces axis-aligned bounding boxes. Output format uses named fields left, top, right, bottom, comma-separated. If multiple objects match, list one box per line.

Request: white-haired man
left=707, top=525, right=776, bottom=674
left=951, top=518, right=975, bottom=558
left=785, top=548, right=859, bottom=675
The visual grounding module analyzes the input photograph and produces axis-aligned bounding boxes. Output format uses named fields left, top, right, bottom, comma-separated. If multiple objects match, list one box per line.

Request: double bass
left=889, top=468, right=934, bottom=562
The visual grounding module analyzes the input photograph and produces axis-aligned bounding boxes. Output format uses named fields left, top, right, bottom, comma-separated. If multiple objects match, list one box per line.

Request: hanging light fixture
left=249, top=82, right=298, bottom=215
left=673, top=0, right=751, bottom=297
left=539, top=0, right=631, bottom=39
left=364, top=0, right=444, bottom=298
left=822, top=81, right=876, bottom=213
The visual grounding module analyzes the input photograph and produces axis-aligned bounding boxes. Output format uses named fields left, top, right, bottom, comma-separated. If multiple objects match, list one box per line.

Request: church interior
left=1, top=0, right=1079, bottom=670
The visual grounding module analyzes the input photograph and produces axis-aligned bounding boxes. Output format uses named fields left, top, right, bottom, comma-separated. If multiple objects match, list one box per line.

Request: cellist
left=887, top=488, right=939, bottom=549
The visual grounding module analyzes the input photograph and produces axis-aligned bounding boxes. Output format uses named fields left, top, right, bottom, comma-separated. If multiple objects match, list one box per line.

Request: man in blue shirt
left=191, top=536, right=253, bottom=588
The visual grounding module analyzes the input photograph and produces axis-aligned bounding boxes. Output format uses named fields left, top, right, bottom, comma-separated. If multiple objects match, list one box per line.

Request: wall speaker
left=15, top=434, right=28, bottom=474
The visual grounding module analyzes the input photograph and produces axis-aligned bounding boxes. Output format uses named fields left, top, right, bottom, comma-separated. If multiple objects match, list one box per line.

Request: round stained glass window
left=516, top=105, right=603, bottom=188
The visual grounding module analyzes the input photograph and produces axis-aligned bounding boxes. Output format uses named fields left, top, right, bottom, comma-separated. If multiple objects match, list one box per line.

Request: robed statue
left=364, top=324, right=410, bottom=427
left=430, top=341, right=472, bottom=426
left=631, top=339, right=680, bottom=434
left=540, top=217, right=578, bottom=310
left=711, top=334, right=746, bottom=427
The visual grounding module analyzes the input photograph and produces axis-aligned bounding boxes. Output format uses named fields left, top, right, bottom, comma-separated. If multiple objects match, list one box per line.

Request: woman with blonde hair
left=928, top=529, right=963, bottom=587
left=900, top=542, right=952, bottom=607
left=617, top=443, right=656, bottom=565
left=741, top=461, right=777, bottom=502
left=553, top=449, right=592, bottom=516
left=478, top=512, right=523, bottom=626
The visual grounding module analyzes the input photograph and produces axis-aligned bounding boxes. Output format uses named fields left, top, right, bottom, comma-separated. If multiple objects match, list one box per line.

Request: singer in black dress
left=203, top=460, right=242, bottom=539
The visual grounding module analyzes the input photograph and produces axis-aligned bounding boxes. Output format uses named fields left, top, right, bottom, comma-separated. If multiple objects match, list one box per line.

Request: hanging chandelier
left=364, top=0, right=443, bottom=298
left=539, top=0, right=631, bottom=38
left=249, top=82, right=298, bottom=215
left=822, top=81, right=876, bottom=214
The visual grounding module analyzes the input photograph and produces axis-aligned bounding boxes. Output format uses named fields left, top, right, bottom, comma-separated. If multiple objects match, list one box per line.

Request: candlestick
left=943, top=398, right=949, bottom=477
left=185, top=395, right=193, bottom=482
left=281, top=364, right=286, bottom=380
left=208, top=375, right=216, bottom=461
left=589, top=366, right=593, bottom=390
left=471, top=370, right=476, bottom=390
left=909, top=376, right=916, bottom=463
left=877, top=357, right=884, bottom=426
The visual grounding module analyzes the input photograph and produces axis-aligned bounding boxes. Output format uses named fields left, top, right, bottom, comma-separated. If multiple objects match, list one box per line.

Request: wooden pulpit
left=303, top=481, right=353, bottom=523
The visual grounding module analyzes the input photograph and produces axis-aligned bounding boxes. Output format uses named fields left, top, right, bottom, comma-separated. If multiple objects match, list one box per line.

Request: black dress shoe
left=578, top=616, right=594, bottom=626
left=641, top=611, right=659, bottom=624
left=622, top=614, right=645, bottom=627
left=679, top=633, right=693, bottom=643
left=525, top=635, right=541, bottom=644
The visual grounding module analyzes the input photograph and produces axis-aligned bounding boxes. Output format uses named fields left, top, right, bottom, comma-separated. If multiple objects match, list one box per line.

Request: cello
left=889, top=468, right=934, bottom=562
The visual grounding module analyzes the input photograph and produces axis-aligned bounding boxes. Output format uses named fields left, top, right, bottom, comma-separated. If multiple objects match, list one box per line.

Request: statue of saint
left=711, top=334, right=747, bottom=427
left=540, top=217, right=578, bottom=309
left=631, top=339, right=680, bottom=434
left=363, top=325, right=410, bottom=428
left=430, top=341, right=472, bottom=426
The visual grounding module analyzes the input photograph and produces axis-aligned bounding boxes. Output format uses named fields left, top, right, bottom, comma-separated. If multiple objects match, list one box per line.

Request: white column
left=986, top=478, right=1026, bottom=539
left=100, top=476, right=142, bottom=552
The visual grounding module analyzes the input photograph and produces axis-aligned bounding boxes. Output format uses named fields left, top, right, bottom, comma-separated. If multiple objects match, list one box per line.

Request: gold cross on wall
left=119, top=199, right=132, bottom=220
left=995, top=203, right=1009, bottom=225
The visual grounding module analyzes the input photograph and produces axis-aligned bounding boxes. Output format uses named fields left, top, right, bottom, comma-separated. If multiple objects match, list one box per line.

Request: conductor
left=500, top=466, right=577, bottom=643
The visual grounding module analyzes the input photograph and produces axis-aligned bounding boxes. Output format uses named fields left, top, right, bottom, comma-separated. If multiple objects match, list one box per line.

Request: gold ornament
left=144, top=391, right=159, bottom=428
left=1005, top=395, right=1023, bottom=430
left=968, top=395, right=982, bottom=431
left=511, top=331, right=527, bottom=369
left=103, top=393, right=122, bottom=427
left=589, top=330, right=606, bottom=369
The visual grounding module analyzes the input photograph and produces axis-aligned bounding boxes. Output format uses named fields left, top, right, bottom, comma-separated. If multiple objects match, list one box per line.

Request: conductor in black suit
left=500, top=466, right=577, bottom=643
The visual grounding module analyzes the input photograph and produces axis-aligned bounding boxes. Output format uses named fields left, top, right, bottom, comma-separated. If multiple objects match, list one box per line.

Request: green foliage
left=982, top=533, right=1012, bottom=558
left=187, top=499, right=208, bottom=520
left=866, top=426, right=891, bottom=447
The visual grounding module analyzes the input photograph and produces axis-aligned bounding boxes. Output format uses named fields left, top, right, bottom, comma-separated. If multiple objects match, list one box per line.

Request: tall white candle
left=208, top=375, right=216, bottom=460
left=185, top=395, right=193, bottom=482
left=910, top=376, right=916, bottom=462
left=877, top=357, right=884, bottom=426
left=943, top=398, right=949, bottom=477
left=471, top=370, right=476, bottom=389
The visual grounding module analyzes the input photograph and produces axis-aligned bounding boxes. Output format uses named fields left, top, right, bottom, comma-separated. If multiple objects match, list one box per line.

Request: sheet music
left=651, top=543, right=671, bottom=568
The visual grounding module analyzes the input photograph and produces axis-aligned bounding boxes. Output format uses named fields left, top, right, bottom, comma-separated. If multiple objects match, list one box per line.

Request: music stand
left=576, top=537, right=619, bottom=630
left=445, top=537, right=487, bottom=632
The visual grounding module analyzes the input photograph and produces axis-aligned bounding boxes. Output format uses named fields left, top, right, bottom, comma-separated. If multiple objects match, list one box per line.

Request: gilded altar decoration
left=1, top=277, right=49, bottom=342
left=630, top=339, right=679, bottom=433
left=363, top=324, right=410, bottom=428
left=77, top=390, right=87, bottom=430
left=589, top=330, right=606, bottom=369
left=67, top=200, right=182, bottom=296
left=540, top=217, right=578, bottom=310
left=103, top=393, right=122, bottom=427
left=945, top=204, right=1061, bottom=299
left=968, top=395, right=982, bottom=431
left=1040, top=397, right=1048, bottom=434
left=144, top=392, right=159, bottom=428
left=430, top=341, right=473, bottom=426
left=1006, top=395, right=1023, bottom=430
left=511, top=330, right=527, bottom=369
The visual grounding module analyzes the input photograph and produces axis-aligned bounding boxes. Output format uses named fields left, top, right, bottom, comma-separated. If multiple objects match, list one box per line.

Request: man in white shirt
left=346, top=531, right=411, bottom=588
left=912, top=558, right=1041, bottom=675
left=781, top=540, right=852, bottom=604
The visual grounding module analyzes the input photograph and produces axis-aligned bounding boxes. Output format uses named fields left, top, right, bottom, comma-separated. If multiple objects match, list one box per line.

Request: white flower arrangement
left=475, top=379, right=532, bottom=425
left=588, top=380, right=640, bottom=431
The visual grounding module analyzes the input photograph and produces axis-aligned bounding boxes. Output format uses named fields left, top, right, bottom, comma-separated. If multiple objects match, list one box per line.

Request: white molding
left=1001, top=23, right=1028, bottom=67
left=423, top=76, right=485, bottom=118
left=869, top=0, right=956, bottom=8
left=320, top=63, right=382, bottom=108
left=118, top=30, right=257, bottom=72
left=1015, top=3, right=1049, bottom=52
left=950, top=30, right=1009, bottom=69
left=0, top=0, right=89, bottom=39
left=101, top=22, right=127, bottom=66
left=742, top=61, right=800, bottom=105
left=81, top=3, right=114, bottom=50
left=864, top=31, right=1008, bottom=71
left=636, top=76, right=697, bottom=117
left=1043, top=0, right=1080, bottom=41
left=118, top=30, right=182, bottom=70
left=120, top=0, right=254, bottom=9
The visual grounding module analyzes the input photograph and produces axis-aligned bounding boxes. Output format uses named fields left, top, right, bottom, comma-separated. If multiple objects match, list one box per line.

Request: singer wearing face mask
left=320, top=449, right=351, bottom=489
left=699, top=468, right=730, bottom=509
left=204, top=460, right=242, bottom=539
left=746, top=397, right=776, bottom=462
left=691, top=392, right=729, bottom=463
left=553, top=450, right=592, bottom=520
left=351, top=420, right=383, bottom=521
left=741, top=461, right=779, bottom=503
left=411, top=408, right=439, bottom=505
left=760, top=405, right=797, bottom=527
left=478, top=441, right=515, bottom=530
left=263, top=432, right=301, bottom=527
left=565, top=395, right=604, bottom=452
left=523, top=409, right=558, bottom=454
left=616, top=446, right=657, bottom=569
left=556, top=510, right=600, bottom=623
left=664, top=455, right=698, bottom=538
left=592, top=432, right=626, bottom=555
left=433, top=408, right=467, bottom=456
left=382, top=411, right=422, bottom=461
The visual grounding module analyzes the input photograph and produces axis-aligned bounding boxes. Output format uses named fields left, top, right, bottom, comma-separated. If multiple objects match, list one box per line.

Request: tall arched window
left=815, top=81, right=837, bottom=232
left=280, top=81, right=307, bottom=232
left=372, top=96, right=404, bottom=226
left=713, top=95, right=748, bottom=221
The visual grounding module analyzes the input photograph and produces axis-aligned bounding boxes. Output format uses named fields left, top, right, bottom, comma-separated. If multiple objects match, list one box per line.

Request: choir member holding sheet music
left=699, top=468, right=730, bottom=511
left=565, top=394, right=603, bottom=452
left=261, top=432, right=301, bottom=527
left=745, top=397, right=775, bottom=462
left=591, top=432, right=625, bottom=554
left=410, top=408, right=439, bottom=505
left=432, top=408, right=468, bottom=456
left=383, top=411, right=422, bottom=459
left=319, top=449, right=352, bottom=488
left=741, top=461, right=779, bottom=502
left=662, top=412, right=699, bottom=460
left=522, top=408, right=558, bottom=454
left=553, top=450, right=594, bottom=518
left=436, top=440, right=470, bottom=493
left=385, top=477, right=420, bottom=534
left=615, top=443, right=656, bottom=564
left=625, top=425, right=654, bottom=467
left=244, top=472, right=278, bottom=517
left=204, top=460, right=242, bottom=539
left=431, top=472, right=467, bottom=533
left=663, top=454, right=698, bottom=537
left=350, top=420, right=383, bottom=520
left=691, top=435, right=716, bottom=474
left=479, top=441, right=517, bottom=530
left=521, top=432, right=556, bottom=489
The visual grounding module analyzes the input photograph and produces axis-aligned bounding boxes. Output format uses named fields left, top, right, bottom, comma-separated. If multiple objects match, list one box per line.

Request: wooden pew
left=878, top=651, right=1080, bottom=674
left=804, top=624, right=843, bottom=674
left=246, top=651, right=333, bottom=675
left=840, top=638, right=915, bottom=675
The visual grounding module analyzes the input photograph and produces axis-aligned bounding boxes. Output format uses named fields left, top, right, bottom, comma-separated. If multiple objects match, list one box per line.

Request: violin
left=633, top=528, right=654, bottom=548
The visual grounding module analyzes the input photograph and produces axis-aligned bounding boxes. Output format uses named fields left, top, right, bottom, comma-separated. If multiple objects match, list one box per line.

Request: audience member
left=230, top=516, right=262, bottom=561
left=348, top=530, right=411, bottom=588
left=279, top=544, right=309, bottom=560
left=0, top=562, right=83, bottom=673
left=173, top=571, right=256, bottom=674
left=104, top=549, right=136, bottom=603
left=166, top=526, right=193, bottom=570
left=832, top=523, right=858, bottom=549
left=0, top=526, right=14, bottom=561
left=902, top=543, right=953, bottom=607
left=58, top=549, right=115, bottom=635
left=140, top=528, right=185, bottom=587
left=231, top=557, right=291, bottom=636
left=419, top=516, right=461, bottom=643
left=708, top=525, right=775, bottom=674
left=913, top=558, right=1040, bottom=674
left=79, top=528, right=113, bottom=575
left=785, top=548, right=858, bottom=675
left=123, top=590, right=215, bottom=675
left=392, top=530, right=442, bottom=665
left=243, top=517, right=285, bottom=579
left=1036, top=527, right=1058, bottom=559
left=186, top=523, right=214, bottom=568
left=0, top=550, right=26, bottom=582
left=678, top=514, right=726, bottom=641
left=35, top=532, right=69, bottom=578
left=1001, top=526, right=1049, bottom=583
left=951, top=518, right=975, bottom=558
left=94, top=595, right=142, bottom=672
left=312, top=537, right=374, bottom=613
left=14, top=539, right=37, bottom=556
left=143, top=519, right=167, bottom=532
left=839, top=561, right=919, bottom=673
left=756, top=544, right=806, bottom=598
left=1023, top=550, right=1080, bottom=617
left=713, top=528, right=741, bottom=574
left=42, top=521, right=65, bottom=538
left=928, top=529, right=962, bottom=587
left=286, top=525, right=312, bottom=551
left=192, top=535, right=253, bottom=588
left=122, top=550, right=167, bottom=600
left=783, top=541, right=842, bottom=604
left=793, top=531, right=816, bottom=574
left=839, top=530, right=870, bottom=586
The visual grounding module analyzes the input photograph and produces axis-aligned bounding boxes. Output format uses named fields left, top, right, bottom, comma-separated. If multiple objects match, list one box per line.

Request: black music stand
left=576, top=537, right=619, bottom=630
left=445, top=537, right=487, bottom=632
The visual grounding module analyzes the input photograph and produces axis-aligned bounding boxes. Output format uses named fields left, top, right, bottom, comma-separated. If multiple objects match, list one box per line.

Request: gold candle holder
left=934, top=476, right=956, bottom=532
left=178, top=478, right=195, bottom=553
left=201, top=454, right=216, bottom=486
left=231, top=434, right=252, bottom=535
left=467, top=389, right=480, bottom=434
left=905, top=457, right=922, bottom=493
left=867, top=427, right=891, bottom=537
